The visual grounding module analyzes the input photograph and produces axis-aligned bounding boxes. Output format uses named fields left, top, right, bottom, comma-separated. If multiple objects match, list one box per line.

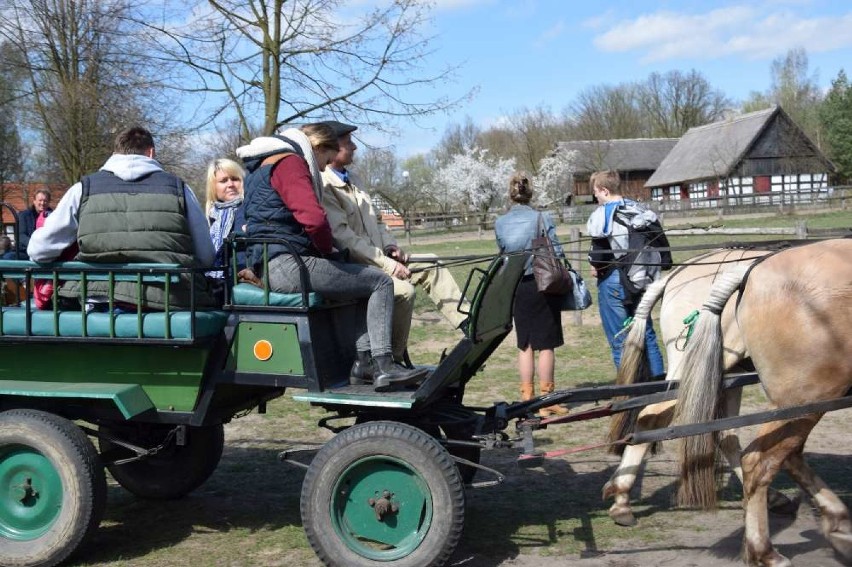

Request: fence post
left=795, top=220, right=807, bottom=239
left=570, top=228, right=583, bottom=326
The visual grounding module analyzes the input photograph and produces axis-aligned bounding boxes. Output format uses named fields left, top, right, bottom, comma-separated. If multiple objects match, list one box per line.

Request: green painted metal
left=330, top=456, right=432, bottom=560
left=0, top=444, right=62, bottom=540
left=0, top=381, right=154, bottom=419
left=292, top=392, right=415, bottom=409
left=0, top=344, right=211, bottom=412
left=231, top=322, right=304, bottom=375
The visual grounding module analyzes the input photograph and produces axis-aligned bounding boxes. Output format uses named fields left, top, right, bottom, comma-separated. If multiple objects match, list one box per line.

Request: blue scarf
left=207, top=196, right=243, bottom=276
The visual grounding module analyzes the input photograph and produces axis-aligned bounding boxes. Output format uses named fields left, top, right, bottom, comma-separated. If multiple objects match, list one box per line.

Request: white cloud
left=592, top=5, right=852, bottom=63
left=534, top=20, right=566, bottom=48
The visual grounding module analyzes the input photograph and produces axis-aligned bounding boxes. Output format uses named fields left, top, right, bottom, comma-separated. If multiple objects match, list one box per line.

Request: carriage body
left=0, top=243, right=527, bottom=567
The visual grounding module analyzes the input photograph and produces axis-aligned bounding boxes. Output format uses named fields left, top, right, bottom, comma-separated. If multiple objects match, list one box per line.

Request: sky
left=382, top=0, right=852, bottom=157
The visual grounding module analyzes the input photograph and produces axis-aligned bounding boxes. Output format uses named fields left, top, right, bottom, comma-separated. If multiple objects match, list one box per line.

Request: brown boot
left=520, top=382, right=535, bottom=402
left=538, top=381, right=569, bottom=417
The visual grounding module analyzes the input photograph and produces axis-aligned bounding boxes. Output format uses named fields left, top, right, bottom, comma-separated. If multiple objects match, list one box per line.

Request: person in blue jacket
left=495, top=172, right=569, bottom=417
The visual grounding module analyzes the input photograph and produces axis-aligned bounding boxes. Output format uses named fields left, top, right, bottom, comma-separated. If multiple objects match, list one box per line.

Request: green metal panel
left=231, top=322, right=304, bottom=375
left=0, top=344, right=210, bottom=412
left=0, top=380, right=154, bottom=418
left=292, top=392, right=415, bottom=409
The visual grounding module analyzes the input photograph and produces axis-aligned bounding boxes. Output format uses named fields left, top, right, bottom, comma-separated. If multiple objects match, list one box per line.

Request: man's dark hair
left=114, top=126, right=155, bottom=155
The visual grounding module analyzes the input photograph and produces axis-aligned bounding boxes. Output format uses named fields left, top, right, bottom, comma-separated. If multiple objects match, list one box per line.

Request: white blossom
left=534, top=147, right=578, bottom=206
left=433, top=147, right=516, bottom=211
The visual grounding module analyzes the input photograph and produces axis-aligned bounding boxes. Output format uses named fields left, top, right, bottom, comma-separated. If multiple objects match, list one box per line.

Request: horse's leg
left=741, top=418, right=816, bottom=567
left=783, top=445, right=852, bottom=561
left=719, top=387, right=799, bottom=516
left=603, top=399, right=676, bottom=526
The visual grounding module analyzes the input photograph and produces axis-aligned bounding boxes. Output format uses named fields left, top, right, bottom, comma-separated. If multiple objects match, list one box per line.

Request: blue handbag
left=562, top=266, right=593, bottom=311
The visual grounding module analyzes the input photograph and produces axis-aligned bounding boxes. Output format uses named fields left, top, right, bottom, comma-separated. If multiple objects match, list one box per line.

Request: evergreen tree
left=820, top=70, right=852, bottom=183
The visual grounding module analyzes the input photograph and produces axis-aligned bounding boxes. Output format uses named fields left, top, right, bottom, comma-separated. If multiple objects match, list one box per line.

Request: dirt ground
left=444, top=407, right=851, bottom=567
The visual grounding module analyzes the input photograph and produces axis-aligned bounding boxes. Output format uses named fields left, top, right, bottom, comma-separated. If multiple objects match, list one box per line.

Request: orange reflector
left=253, top=339, right=273, bottom=361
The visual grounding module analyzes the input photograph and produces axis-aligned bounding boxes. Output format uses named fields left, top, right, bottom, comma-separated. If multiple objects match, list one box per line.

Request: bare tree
left=153, top=0, right=468, bottom=140
left=432, top=117, right=482, bottom=166
left=493, top=105, right=567, bottom=175
left=569, top=83, right=645, bottom=140
left=637, top=70, right=731, bottom=137
left=0, top=46, right=23, bottom=201
left=0, top=0, right=176, bottom=185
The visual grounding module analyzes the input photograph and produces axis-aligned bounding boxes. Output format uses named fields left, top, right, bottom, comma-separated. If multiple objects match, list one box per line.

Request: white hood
left=99, top=154, right=164, bottom=182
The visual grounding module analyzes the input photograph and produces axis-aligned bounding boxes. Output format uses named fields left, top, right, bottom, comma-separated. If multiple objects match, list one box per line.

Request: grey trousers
left=267, top=254, right=394, bottom=356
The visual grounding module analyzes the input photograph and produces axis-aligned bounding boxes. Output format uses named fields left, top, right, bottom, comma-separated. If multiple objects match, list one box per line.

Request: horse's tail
left=607, top=276, right=669, bottom=453
left=672, top=267, right=748, bottom=509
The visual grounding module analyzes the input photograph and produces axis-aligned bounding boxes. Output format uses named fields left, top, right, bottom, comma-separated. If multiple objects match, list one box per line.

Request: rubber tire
left=99, top=423, right=224, bottom=500
left=356, top=417, right=481, bottom=485
left=301, top=420, right=465, bottom=567
left=0, top=409, right=106, bottom=567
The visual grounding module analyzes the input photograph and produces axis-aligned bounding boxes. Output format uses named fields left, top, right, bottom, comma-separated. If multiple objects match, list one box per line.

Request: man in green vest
left=28, top=126, right=216, bottom=310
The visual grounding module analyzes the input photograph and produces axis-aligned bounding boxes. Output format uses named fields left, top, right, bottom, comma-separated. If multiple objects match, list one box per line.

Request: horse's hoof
left=759, top=551, right=792, bottom=567
left=608, top=505, right=637, bottom=527
left=828, top=531, right=852, bottom=562
left=767, top=489, right=801, bottom=517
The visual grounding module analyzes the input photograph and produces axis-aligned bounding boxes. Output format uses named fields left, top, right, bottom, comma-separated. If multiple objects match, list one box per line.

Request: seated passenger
left=0, top=237, right=16, bottom=260
left=317, top=121, right=468, bottom=365
left=27, top=126, right=216, bottom=311
left=204, top=158, right=246, bottom=280
left=236, top=123, right=420, bottom=388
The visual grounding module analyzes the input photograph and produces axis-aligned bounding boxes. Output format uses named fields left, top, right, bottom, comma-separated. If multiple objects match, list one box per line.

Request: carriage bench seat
left=0, top=308, right=229, bottom=339
left=231, top=282, right=322, bottom=308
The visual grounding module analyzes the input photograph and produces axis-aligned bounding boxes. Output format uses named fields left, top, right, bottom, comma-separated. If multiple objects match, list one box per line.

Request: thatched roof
left=645, top=107, right=777, bottom=187
left=557, top=138, right=679, bottom=174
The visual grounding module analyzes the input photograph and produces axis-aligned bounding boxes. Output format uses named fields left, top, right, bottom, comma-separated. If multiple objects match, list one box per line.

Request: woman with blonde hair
left=236, top=123, right=419, bottom=388
left=205, top=158, right=246, bottom=275
left=494, top=172, right=568, bottom=416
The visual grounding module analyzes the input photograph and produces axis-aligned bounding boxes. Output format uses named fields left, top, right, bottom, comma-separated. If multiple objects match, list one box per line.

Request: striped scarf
left=207, top=196, right=243, bottom=277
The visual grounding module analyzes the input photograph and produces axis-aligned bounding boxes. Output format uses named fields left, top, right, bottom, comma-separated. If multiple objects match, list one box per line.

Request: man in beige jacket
left=318, top=121, right=467, bottom=365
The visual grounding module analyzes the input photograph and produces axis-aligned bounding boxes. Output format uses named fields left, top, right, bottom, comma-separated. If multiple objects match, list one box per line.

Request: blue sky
left=384, top=0, right=852, bottom=157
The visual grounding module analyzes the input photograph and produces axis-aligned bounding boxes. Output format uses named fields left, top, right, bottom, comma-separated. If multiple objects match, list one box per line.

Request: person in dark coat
left=16, top=189, right=52, bottom=258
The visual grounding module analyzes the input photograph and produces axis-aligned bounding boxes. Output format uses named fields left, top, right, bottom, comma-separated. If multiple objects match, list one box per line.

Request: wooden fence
left=391, top=186, right=851, bottom=237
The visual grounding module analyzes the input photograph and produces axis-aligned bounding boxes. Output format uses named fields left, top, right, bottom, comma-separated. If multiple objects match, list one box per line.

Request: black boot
left=349, top=351, right=374, bottom=386
left=373, top=354, right=427, bottom=390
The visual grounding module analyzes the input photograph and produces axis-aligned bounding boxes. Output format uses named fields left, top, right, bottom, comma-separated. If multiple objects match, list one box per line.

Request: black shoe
left=349, top=351, right=374, bottom=385
left=373, top=355, right=426, bottom=390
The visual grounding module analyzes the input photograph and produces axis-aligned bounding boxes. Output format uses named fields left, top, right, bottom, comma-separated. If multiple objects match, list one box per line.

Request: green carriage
left=0, top=238, right=530, bottom=567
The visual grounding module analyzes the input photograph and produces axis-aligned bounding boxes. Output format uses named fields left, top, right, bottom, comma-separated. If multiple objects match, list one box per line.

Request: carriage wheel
left=0, top=409, right=106, bottom=567
left=301, top=421, right=465, bottom=567
left=99, top=423, right=224, bottom=500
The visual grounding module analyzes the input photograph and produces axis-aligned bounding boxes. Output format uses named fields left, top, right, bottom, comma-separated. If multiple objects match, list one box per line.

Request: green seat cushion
left=231, top=283, right=321, bottom=308
left=1, top=308, right=229, bottom=339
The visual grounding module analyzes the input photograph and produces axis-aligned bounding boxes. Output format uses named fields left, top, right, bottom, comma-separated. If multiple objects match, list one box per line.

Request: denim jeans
left=596, top=269, right=665, bottom=376
left=267, top=254, right=394, bottom=356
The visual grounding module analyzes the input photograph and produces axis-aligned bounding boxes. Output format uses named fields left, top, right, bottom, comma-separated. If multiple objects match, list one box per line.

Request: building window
left=724, top=176, right=754, bottom=195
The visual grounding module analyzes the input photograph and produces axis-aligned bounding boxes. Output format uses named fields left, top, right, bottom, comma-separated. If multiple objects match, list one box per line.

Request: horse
left=602, top=246, right=799, bottom=526
left=673, top=238, right=852, bottom=566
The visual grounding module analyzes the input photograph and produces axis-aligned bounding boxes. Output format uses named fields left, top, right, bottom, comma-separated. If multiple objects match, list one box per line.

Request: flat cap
left=318, top=120, right=357, bottom=138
